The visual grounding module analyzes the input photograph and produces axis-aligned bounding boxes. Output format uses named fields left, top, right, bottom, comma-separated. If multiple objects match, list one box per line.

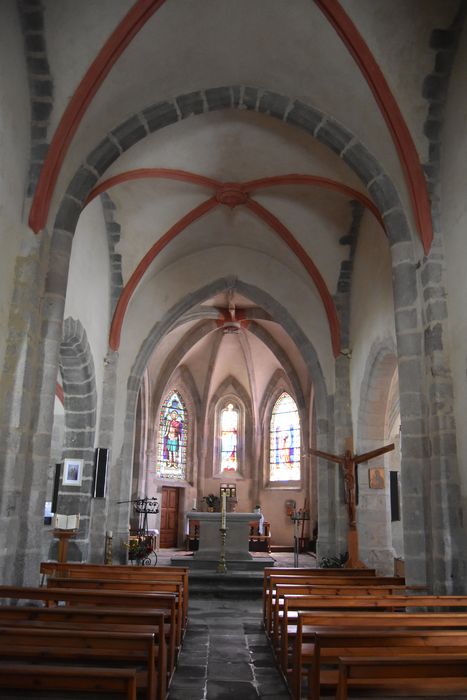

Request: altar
left=172, top=511, right=272, bottom=571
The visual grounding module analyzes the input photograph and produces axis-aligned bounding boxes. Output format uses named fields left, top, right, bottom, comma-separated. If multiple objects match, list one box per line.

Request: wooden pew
left=280, top=595, right=467, bottom=675
left=47, top=575, right=184, bottom=647
left=262, top=566, right=376, bottom=623
left=295, top=628, right=467, bottom=700
left=265, top=574, right=405, bottom=635
left=0, top=605, right=167, bottom=699
left=270, top=583, right=406, bottom=645
left=0, top=584, right=178, bottom=675
left=0, top=663, right=138, bottom=699
left=335, top=654, right=467, bottom=699
left=290, top=611, right=467, bottom=699
left=40, top=561, right=189, bottom=628
left=0, top=625, right=159, bottom=700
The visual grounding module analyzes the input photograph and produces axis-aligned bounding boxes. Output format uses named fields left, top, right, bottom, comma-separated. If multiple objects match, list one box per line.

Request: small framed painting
left=62, top=458, right=83, bottom=486
left=368, top=466, right=385, bottom=489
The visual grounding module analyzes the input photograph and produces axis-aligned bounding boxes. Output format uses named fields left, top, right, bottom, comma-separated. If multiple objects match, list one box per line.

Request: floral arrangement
left=203, top=494, right=220, bottom=510
left=125, top=536, right=153, bottom=561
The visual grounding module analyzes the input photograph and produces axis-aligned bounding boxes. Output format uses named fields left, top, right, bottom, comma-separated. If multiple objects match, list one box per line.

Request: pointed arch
left=156, top=389, right=187, bottom=480
left=269, top=391, right=301, bottom=482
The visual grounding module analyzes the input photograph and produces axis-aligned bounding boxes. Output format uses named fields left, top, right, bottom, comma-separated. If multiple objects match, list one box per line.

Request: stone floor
left=168, top=597, right=291, bottom=700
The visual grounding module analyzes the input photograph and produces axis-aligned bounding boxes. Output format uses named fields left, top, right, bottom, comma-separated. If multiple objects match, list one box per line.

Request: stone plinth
left=172, top=512, right=273, bottom=571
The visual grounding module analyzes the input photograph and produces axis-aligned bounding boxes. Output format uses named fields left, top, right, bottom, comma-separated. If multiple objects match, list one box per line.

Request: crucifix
left=310, top=441, right=395, bottom=568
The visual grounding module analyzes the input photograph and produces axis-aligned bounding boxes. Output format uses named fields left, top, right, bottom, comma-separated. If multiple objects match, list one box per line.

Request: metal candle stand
left=117, top=496, right=160, bottom=566
left=217, top=527, right=228, bottom=573
left=217, top=492, right=228, bottom=573
left=290, top=510, right=310, bottom=567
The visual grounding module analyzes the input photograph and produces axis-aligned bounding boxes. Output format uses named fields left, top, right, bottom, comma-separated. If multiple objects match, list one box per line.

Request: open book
left=53, top=513, right=79, bottom=530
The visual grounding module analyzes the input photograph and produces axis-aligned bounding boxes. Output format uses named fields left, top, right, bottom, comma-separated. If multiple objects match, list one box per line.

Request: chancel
left=179, top=511, right=271, bottom=570
left=2, top=2, right=467, bottom=698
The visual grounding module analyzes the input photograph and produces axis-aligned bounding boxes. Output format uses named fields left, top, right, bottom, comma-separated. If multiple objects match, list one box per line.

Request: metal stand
left=217, top=527, right=228, bottom=573
left=290, top=511, right=310, bottom=568
left=118, top=496, right=160, bottom=566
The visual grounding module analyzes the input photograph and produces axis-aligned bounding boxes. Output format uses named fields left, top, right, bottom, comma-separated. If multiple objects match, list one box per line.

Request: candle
left=106, top=530, right=113, bottom=538
left=193, top=498, right=197, bottom=510
left=221, top=493, right=226, bottom=529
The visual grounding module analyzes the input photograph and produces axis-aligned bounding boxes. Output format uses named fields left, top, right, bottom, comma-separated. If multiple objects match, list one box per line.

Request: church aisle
left=167, top=597, right=290, bottom=700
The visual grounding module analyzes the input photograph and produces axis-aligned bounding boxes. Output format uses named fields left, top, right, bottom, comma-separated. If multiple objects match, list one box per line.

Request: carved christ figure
left=310, top=443, right=395, bottom=528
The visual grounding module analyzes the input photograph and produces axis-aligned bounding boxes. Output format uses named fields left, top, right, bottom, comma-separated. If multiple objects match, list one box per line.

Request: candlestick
left=221, top=493, right=226, bottom=529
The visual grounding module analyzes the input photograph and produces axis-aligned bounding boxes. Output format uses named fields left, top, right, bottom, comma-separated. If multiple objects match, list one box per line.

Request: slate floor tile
left=206, top=680, right=259, bottom=699
left=208, top=660, right=254, bottom=681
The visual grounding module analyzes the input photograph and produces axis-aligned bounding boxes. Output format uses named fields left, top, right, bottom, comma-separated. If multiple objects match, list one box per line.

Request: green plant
left=203, top=494, right=220, bottom=509
left=125, top=536, right=153, bottom=560
left=319, top=552, right=348, bottom=568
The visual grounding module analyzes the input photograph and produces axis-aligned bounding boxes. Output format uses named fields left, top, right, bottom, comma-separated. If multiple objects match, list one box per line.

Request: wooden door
left=160, top=487, right=180, bottom=548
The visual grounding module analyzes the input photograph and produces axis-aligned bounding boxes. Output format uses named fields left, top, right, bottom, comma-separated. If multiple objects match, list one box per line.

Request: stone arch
left=260, top=369, right=308, bottom=487
left=56, top=317, right=97, bottom=561
left=206, top=375, right=252, bottom=481
left=106, top=276, right=331, bottom=540
left=33, top=86, right=432, bottom=582
left=356, top=337, right=399, bottom=575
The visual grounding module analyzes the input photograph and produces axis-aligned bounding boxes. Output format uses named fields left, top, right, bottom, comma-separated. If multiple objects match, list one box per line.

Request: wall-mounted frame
left=368, top=466, right=385, bottom=489
left=62, top=458, right=83, bottom=486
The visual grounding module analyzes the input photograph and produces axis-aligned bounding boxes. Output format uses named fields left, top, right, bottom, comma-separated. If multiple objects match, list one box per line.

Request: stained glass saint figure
left=270, top=392, right=300, bottom=481
left=220, top=403, right=238, bottom=472
left=157, top=391, right=187, bottom=479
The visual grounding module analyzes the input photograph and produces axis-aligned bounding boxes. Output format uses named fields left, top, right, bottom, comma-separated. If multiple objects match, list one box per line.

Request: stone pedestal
left=172, top=512, right=273, bottom=571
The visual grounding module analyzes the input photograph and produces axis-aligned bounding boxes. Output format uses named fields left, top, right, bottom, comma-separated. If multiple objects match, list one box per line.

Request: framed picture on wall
left=368, top=466, right=385, bottom=489
left=62, top=458, right=83, bottom=486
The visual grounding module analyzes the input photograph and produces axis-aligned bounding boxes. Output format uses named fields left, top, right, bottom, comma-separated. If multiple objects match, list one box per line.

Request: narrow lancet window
left=157, top=390, right=187, bottom=480
left=270, top=392, right=300, bottom=481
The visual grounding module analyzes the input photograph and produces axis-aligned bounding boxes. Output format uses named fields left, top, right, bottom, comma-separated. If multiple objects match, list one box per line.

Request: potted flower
left=125, top=536, right=153, bottom=564
left=203, top=494, right=220, bottom=512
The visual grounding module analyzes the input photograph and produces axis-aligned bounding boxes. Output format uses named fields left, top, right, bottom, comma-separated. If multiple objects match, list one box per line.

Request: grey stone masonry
left=55, top=318, right=97, bottom=563
left=18, top=0, right=53, bottom=197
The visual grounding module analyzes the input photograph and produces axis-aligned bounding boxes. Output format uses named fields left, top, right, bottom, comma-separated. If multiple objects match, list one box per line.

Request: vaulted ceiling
left=36, top=1, right=455, bottom=407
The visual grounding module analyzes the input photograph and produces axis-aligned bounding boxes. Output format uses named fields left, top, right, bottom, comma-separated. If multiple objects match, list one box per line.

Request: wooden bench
left=280, top=595, right=467, bottom=675
left=0, top=625, right=160, bottom=700
left=265, top=574, right=405, bottom=635
left=0, top=605, right=167, bottom=699
left=270, top=583, right=407, bottom=645
left=290, top=611, right=467, bottom=699
left=47, top=575, right=184, bottom=647
left=0, top=584, right=178, bottom=675
left=295, top=628, right=467, bottom=700
left=40, top=561, right=189, bottom=628
left=335, top=654, right=467, bottom=699
left=262, top=567, right=377, bottom=623
left=0, top=663, right=138, bottom=699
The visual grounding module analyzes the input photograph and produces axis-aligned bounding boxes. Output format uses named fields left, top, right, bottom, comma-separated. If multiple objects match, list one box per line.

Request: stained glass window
left=270, top=392, right=300, bottom=481
left=157, top=391, right=187, bottom=480
left=220, top=403, right=238, bottom=472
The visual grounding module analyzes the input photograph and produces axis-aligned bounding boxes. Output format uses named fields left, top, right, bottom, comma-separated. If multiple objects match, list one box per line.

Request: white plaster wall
left=349, top=213, right=396, bottom=437
left=53, top=0, right=407, bottom=215
left=440, top=25, right=467, bottom=500
left=64, top=199, right=111, bottom=432
left=0, top=1, right=30, bottom=373
left=343, top=0, right=458, bottom=161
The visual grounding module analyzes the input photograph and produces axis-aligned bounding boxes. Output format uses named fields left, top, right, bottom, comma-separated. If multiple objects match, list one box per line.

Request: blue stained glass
left=270, top=392, right=300, bottom=481
left=157, top=390, right=187, bottom=480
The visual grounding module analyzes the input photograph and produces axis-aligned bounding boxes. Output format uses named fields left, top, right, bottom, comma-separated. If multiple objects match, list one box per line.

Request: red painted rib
left=315, top=0, right=433, bottom=253
left=85, top=168, right=385, bottom=231
left=85, top=168, right=222, bottom=206
left=109, top=197, right=219, bottom=350
left=244, top=198, right=341, bottom=357
left=28, top=0, right=167, bottom=234
left=55, top=383, right=64, bottom=406
left=243, top=174, right=384, bottom=228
